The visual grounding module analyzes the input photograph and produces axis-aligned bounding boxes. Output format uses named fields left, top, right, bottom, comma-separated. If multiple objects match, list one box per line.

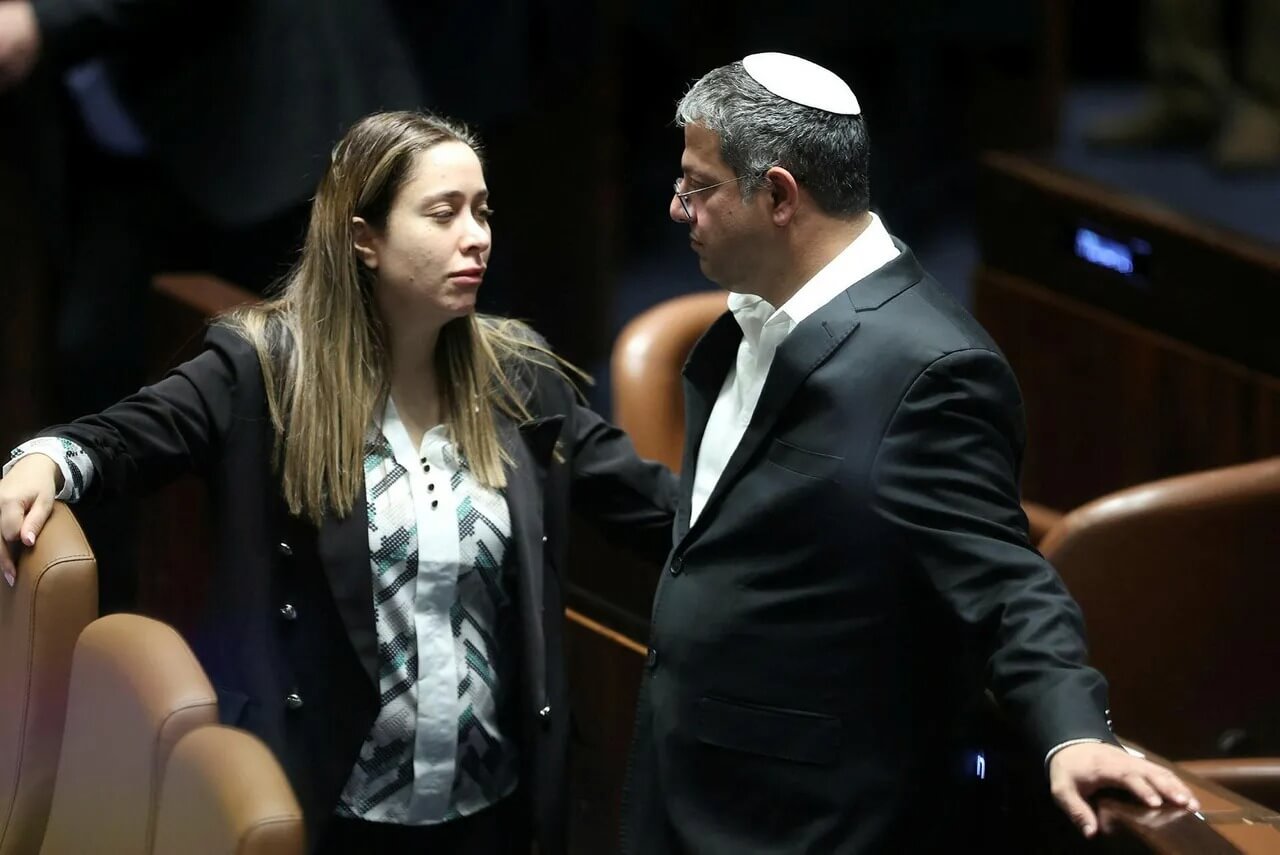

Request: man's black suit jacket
left=622, top=247, right=1116, bottom=854
left=44, top=325, right=677, bottom=853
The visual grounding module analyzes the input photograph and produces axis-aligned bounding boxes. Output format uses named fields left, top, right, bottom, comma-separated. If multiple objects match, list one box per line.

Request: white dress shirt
left=689, top=213, right=899, bottom=526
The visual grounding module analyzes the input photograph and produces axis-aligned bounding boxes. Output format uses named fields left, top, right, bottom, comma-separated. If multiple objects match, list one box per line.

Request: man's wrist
left=1045, top=738, right=1107, bottom=772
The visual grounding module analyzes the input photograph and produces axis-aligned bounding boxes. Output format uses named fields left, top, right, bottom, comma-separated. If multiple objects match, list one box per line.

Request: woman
left=0, top=111, right=676, bottom=853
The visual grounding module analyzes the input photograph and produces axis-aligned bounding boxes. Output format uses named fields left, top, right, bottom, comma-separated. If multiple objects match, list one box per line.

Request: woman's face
left=356, top=141, right=493, bottom=325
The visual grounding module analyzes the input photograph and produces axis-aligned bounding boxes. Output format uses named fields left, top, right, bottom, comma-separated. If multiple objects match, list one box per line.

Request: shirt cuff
left=1044, top=737, right=1107, bottom=771
left=5, top=437, right=95, bottom=502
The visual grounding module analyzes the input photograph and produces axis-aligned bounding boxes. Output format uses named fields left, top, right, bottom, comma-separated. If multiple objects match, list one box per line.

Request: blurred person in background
left=0, top=0, right=427, bottom=610
left=1086, top=0, right=1280, bottom=170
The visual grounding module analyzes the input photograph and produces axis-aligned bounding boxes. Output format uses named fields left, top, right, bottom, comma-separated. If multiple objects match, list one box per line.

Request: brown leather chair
left=1039, top=457, right=1280, bottom=765
left=612, top=291, right=727, bottom=471
left=153, top=726, right=303, bottom=855
left=0, top=503, right=97, bottom=855
left=38, top=614, right=218, bottom=855
left=610, top=291, right=1063, bottom=543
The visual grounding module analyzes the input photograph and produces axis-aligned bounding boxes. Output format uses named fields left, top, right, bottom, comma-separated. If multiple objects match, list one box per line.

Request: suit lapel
left=683, top=291, right=861, bottom=541
left=317, top=490, right=379, bottom=688
left=505, top=413, right=564, bottom=715
left=677, top=311, right=741, bottom=538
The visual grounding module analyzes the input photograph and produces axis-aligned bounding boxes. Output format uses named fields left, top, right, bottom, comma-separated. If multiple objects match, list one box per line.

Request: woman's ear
left=352, top=217, right=380, bottom=270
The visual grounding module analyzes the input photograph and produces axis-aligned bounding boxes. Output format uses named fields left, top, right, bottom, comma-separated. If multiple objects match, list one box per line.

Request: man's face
left=671, top=124, right=771, bottom=292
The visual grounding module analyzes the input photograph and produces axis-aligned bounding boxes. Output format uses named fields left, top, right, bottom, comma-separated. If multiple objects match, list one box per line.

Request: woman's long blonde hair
left=221, top=111, right=578, bottom=525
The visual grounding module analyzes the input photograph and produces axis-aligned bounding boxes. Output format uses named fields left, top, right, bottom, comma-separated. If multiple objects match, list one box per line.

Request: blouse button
left=285, top=693, right=304, bottom=710
left=279, top=603, right=297, bottom=621
left=277, top=542, right=293, bottom=557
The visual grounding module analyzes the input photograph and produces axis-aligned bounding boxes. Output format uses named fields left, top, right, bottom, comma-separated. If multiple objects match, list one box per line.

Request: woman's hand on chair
left=0, top=454, right=62, bottom=586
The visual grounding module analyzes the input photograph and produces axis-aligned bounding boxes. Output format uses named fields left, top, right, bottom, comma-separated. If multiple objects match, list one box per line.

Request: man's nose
left=670, top=194, right=690, bottom=224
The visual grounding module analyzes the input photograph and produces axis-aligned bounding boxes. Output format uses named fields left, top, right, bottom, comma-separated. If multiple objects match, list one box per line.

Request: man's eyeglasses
left=673, top=176, right=745, bottom=219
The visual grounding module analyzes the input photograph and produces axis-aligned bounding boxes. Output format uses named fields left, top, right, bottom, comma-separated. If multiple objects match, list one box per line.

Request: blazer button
left=279, top=603, right=297, bottom=621
left=646, top=647, right=658, bottom=670
left=285, top=693, right=304, bottom=710
left=669, top=557, right=683, bottom=576
left=277, top=542, right=293, bottom=557
left=541, top=535, right=548, bottom=544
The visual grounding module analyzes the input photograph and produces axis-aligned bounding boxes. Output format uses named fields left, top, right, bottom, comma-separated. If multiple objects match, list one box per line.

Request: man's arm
left=870, top=347, right=1196, bottom=836
left=0, top=0, right=235, bottom=89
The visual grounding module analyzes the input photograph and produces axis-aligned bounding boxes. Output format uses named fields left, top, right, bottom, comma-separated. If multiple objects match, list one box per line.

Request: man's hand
left=0, top=0, right=40, bottom=91
left=1049, top=742, right=1200, bottom=838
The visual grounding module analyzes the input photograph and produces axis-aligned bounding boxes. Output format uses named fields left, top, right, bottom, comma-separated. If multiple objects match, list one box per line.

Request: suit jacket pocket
left=694, top=696, right=841, bottom=767
left=764, top=439, right=842, bottom=481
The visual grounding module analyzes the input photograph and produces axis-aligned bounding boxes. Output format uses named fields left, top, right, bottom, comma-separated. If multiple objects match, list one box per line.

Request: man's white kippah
left=742, top=52, right=861, bottom=116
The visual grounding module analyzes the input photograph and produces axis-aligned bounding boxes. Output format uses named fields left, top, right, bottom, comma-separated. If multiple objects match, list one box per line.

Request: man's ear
left=352, top=217, right=380, bottom=270
left=764, top=166, right=801, bottom=226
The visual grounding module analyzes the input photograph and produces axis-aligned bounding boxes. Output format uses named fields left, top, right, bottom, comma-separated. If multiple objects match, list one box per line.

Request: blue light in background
left=1074, top=227, right=1136, bottom=275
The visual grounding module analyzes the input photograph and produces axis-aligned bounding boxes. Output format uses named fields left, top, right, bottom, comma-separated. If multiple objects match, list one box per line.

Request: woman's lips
left=449, top=268, right=485, bottom=286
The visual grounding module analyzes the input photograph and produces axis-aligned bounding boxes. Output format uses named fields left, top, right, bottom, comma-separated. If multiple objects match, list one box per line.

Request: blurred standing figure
left=0, top=0, right=426, bottom=609
left=1087, top=0, right=1280, bottom=170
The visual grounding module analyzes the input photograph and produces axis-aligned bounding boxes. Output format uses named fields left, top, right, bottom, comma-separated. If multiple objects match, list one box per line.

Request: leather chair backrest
left=1040, top=457, right=1280, bottom=759
left=39, top=614, right=217, bottom=855
left=0, top=504, right=97, bottom=855
left=153, top=726, right=303, bottom=855
left=612, top=291, right=727, bottom=470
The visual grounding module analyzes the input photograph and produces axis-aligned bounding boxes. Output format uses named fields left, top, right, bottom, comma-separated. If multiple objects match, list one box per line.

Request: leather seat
left=153, top=726, right=303, bottom=855
left=1039, top=458, right=1280, bottom=814
left=38, top=614, right=218, bottom=854
left=1039, top=457, right=1280, bottom=768
left=610, top=290, right=1063, bottom=543
left=0, top=504, right=97, bottom=855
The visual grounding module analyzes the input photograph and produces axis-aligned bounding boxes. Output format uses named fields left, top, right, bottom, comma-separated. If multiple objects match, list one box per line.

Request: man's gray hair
left=676, top=61, right=870, bottom=217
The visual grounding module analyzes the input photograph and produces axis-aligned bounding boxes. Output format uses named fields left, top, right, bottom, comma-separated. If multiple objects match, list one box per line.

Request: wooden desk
left=1096, top=745, right=1280, bottom=854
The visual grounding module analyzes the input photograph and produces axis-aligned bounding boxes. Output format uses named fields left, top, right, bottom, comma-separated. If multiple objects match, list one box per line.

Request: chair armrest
left=1178, top=758, right=1280, bottom=812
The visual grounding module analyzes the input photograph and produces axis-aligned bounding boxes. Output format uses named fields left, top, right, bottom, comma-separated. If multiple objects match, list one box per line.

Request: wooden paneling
left=976, top=267, right=1280, bottom=510
left=564, top=609, right=644, bottom=854
left=975, top=153, right=1280, bottom=510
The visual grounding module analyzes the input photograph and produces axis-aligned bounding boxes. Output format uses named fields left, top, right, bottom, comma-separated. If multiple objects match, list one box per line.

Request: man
left=621, top=53, right=1198, bottom=853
